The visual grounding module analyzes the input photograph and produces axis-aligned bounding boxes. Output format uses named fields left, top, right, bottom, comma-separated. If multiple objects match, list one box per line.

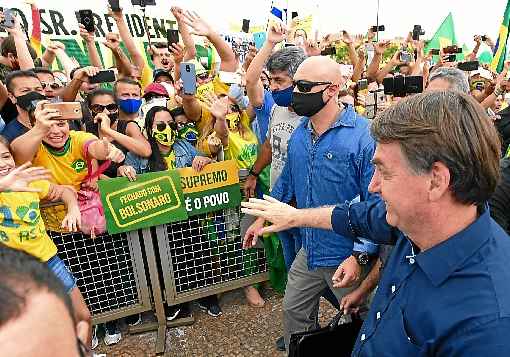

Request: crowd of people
left=0, top=2, right=510, bottom=356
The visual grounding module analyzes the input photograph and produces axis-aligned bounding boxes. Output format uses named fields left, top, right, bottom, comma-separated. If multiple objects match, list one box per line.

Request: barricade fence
left=41, top=185, right=268, bottom=327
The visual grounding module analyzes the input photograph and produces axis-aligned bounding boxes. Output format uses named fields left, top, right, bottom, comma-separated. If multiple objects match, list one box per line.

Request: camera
left=371, top=25, right=385, bottom=32
left=443, top=45, right=462, bottom=54
left=383, top=75, right=423, bottom=97
left=400, top=51, right=413, bottom=63
left=412, top=25, right=425, bottom=40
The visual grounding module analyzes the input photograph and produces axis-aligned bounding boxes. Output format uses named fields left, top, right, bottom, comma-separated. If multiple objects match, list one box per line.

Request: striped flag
left=29, top=3, right=42, bottom=58
left=270, top=0, right=287, bottom=21
left=491, top=0, right=510, bottom=73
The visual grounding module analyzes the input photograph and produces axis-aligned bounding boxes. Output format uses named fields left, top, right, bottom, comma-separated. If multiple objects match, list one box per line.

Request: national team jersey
left=224, top=113, right=258, bottom=169
left=33, top=131, right=98, bottom=190
left=0, top=180, right=57, bottom=262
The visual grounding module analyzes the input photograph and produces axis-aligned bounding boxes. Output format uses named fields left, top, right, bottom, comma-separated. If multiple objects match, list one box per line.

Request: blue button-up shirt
left=271, top=105, right=376, bottom=269
left=332, top=200, right=510, bottom=356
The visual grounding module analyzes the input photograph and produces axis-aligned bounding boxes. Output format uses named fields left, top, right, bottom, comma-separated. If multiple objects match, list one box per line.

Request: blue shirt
left=331, top=201, right=510, bottom=356
left=1, top=118, right=28, bottom=143
left=271, top=105, right=376, bottom=269
left=252, top=90, right=274, bottom=143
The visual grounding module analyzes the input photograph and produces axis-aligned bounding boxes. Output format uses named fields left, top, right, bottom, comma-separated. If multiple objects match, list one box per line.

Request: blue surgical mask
left=118, top=98, right=142, bottom=114
left=271, top=85, right=294, bottom=107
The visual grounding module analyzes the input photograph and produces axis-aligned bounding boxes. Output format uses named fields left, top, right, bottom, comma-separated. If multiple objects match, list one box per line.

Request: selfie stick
left=376, top=0, right=380, bottom=42
left=138, top=0, right=153, bottom=49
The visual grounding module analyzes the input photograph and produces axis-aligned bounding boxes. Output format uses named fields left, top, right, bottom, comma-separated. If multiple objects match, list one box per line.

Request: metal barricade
left=155, top=205, right=268, bottom=305
left=46, top=224, right=152, bottom=324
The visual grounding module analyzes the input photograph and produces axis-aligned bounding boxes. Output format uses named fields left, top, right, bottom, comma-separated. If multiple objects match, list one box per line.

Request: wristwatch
left=352, top=251, right=370, bottom=265
left=248, top=167, right=259, bottom=178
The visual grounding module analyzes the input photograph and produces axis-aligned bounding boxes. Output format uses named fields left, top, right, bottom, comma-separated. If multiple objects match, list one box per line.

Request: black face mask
left=291, top=87, right=331, bottom=117
left=15, top=92, right=46, bottom=113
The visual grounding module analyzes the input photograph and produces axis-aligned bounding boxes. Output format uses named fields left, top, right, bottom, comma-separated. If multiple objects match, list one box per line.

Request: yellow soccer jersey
left=33, top=131, right=98, bottom=190
left=0, top=180, right=57, bottom=262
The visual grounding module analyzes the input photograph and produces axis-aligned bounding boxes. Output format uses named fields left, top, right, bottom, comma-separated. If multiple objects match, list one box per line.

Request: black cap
left=153, top=69, right=174, bottom=83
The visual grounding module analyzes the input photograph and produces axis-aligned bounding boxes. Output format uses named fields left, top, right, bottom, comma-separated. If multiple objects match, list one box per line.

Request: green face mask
left=152, top=123, right=176, bottom=147
left=226, top=113, right=240, bottom=131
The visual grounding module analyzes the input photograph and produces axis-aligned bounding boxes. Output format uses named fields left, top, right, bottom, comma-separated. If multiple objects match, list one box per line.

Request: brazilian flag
left=491, top=0, right=510, bottom=73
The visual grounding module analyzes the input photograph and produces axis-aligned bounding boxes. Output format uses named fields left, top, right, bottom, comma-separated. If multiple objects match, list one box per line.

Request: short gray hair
left=429, top=67, right=470, bottom=94
left=266, top=46, right=307, bottom=79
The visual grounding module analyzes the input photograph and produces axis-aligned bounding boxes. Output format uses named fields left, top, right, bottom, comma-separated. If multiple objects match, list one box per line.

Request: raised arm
left=79, top=24, right=102, bottom=69
left=246, top=23, right=287, bottom=108
left=103, top=32, right=132, bottom=77
left=110, top=7, right=145, bottom=75
left=351, top=46, right=366, bottom=83
left=367, top=41, right=390, bottom=83
left=171, top=7, right=197, bottom=61
left=4, top=12, right=34, bottom=70
left=203, top=93, right=229, bottom=147
left=342, top=31, right=359, bottom=67
left=61, top=66, right=100, bottom=102
left=182, top=11, right=236, bottom=72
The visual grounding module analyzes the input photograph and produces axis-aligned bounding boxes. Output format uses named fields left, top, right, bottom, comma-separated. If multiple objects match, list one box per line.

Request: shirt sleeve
left=331, top=196, right=398, bottom=245
left=438, top=317, right=510, bottom=357
left=30, top=180, right=51, bottom=200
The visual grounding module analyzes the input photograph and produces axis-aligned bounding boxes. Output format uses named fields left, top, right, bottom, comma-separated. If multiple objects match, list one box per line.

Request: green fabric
left=491, top=0, right=510, bottom=72
left=425, top=13, right=457, bottom=63
left=262, top=232, right=287, bottom=294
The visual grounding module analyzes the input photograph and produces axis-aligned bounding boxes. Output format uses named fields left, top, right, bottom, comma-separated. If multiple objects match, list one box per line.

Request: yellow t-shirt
left=224, top=113, right=258, bottom=169
left=195, top=76, right=231, bottom=134
left=163, top=150, right=176, bottom=170
left=33, top=131, right=98, bottom=191
left=0, top=180, right=57, bottom=262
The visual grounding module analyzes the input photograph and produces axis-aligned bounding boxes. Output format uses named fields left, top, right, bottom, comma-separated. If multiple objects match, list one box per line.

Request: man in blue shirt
left=244, top=55, right=378, bottom=352
left=242, top=91, right=510, bottom=356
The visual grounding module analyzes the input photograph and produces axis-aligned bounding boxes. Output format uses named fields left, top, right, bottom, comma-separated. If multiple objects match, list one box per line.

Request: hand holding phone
left=1, top=9, right=16, bottom=29
left=78, top=10, right=95, bottom=33
left=88, top=70, right=116, bottom=84
left=43, top=102, right=83, bottom=120
left=108, top=0, right=121, bottom=12
left=167, top=29, right=180, bottom=48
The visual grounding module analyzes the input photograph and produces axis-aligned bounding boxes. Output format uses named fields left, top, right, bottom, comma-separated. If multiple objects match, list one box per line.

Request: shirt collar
left=305, top=104, right=357, bottom=131
left=415, top=209, right=491, bottom=287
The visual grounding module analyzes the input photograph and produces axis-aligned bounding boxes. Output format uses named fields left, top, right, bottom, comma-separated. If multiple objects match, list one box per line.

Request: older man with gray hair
left=427, top=67, right=470, bottom=93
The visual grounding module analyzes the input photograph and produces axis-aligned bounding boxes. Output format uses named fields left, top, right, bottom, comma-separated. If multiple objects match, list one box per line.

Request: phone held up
left=180, top=62, right=197, bottom=95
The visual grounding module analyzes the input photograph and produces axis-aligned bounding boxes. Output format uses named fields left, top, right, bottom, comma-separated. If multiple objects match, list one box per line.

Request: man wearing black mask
left=1, top=70, right=46, bottom=145
left=244, top=56, right=378, bottom=352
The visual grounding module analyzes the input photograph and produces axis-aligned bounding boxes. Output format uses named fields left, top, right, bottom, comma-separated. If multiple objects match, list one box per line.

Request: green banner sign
left=99, top=170, right=187, bottom=234
left=99, top=161, right=242, bottom=233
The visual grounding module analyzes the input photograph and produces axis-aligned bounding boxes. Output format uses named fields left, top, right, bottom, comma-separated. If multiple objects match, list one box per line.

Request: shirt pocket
left=382, top=308, right=422, bottom=355
left=319, top=151, right=352, bottom=184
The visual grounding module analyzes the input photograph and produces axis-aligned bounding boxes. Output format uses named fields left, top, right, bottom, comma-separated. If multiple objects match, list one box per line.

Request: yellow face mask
left=152, top=123, right=176, bottom=147
left=226, top=113, right=240, bottom=131
left=195, top=81, right=215, bottom=102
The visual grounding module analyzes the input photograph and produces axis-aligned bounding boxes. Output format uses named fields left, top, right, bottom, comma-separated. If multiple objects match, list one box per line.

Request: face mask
left=292, top=87, right=331, bottom=117
left=15, top=92, right=46, bottom=112
left=118, top=98, right=142, bottom=114
left=195, top=81, right=215, bottom=102
left=225, top=113, right=241, bottom=131
left=152, top=124, right=176, bottom=147
left=272, top=85, right=294, bottom=107
left=178, top=124, right=199, bottom=146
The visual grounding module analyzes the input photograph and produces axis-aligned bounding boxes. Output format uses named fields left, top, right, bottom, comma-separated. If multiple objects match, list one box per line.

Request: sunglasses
left=293, top=80, right=332, bottom=93
left=41, top=82, right=61, bottom=90
left=89, top=103, right=119, bottom=114
left=155, top=122, right=178, bottom=131
left=197, top=73, right=209, bottom=81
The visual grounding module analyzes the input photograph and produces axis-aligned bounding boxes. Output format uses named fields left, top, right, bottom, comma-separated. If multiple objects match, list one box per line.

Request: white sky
left=175, top=0, right=507, bottom=53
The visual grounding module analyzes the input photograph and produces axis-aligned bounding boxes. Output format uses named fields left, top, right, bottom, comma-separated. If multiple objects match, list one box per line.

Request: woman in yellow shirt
left=202, top=93, right=265, bottom=308
left=0, top=135, right=93, bottom=347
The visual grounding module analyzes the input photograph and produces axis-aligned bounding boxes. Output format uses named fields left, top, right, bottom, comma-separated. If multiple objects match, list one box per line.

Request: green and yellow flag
left=491, top=0, right=510, bottom=73
left=425, top=13, right=457, bottom=54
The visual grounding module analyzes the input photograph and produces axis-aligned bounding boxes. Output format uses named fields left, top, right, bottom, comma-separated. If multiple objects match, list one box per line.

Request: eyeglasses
left=197, top=73, right=209, bottom=81
left=155, top=122, right=178, bottom=132
left=89, top=103, right=119, bottom=114
left=41, top=82, right=61, bottom=90
left=293, top=80, right=332, bottom=93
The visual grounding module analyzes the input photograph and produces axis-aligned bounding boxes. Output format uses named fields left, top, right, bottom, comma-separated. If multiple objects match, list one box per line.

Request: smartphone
left=108, top=0, right=121, bottom=12
left=242, top=19, right=250, bottom=33
left=320, top=47, right=336, bottom=56
left=180, top=62, right=197, bottom=95
left=457, top=61, right=479, bottom=71
left=78, top=10, right=95, bottom=33
left=219, top=71, right=242, bottom=85
left=357, top=79, right=368, bottom=91
left=481, top=35, right=487, bottom=41
left=371, top=25, right=385, bottom=32
left=430, top=49, right=440, bottom=55
left=88, top=69, right=116, bottom=84
left=292, top=11, right=298, bottom=19
left=131, top=0, right=156, bottom=5
left=167, top=29, right=179, bottom=47
left=1, top=8, right=16, bottom=29
left=400, top=51, right=413, bottom=63
left=43, top=102, right=83, bottom=120
left=253, top=32, right=266, bottom=50
left=284, top=43, right=295, bottom=48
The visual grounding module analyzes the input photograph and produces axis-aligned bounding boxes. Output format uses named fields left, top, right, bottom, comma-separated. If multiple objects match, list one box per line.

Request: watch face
left=358, top=253, right=369, bottom=265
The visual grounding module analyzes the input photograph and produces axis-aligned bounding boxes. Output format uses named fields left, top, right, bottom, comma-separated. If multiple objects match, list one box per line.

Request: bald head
left=294, top=56, right=343, bottom=84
